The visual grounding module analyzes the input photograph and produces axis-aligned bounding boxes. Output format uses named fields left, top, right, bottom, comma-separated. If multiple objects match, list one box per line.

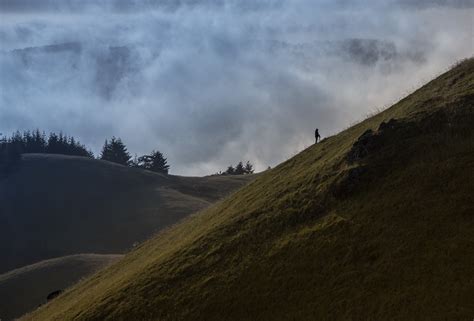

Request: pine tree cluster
left=100, top=137, right=132, bottom=166
left=218, top=161, right=254, bottom=175
left=134, top=150, right=170, bottom=174
left=0, top=130, right=93, bottom=158
left=100, top=137, right=170, bottom=174
left=0, top=130, right=93, bottom=178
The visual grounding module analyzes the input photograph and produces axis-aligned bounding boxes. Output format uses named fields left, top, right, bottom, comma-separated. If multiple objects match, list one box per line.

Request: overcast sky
left=0, top=0, right=472, bottom=175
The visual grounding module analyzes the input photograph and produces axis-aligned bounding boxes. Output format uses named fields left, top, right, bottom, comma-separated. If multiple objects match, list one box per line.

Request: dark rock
left=378, top=118, right=398, bottom=131
left=332, top=166, right=368, bottom=199
left=346, top=129, right=375, bottom=163
left=347, top=118, right=403, bottom=164
left=46, top=289, right=63, bottom=302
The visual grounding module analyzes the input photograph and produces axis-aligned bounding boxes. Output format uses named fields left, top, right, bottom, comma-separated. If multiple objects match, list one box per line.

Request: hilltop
left=0, top=154, right=254, bottom=273
left=22, top=58, right=474, bottom=321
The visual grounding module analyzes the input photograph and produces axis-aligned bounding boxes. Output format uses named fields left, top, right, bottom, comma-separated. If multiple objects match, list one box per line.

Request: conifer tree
left=46, top=133, right=60, bottom=154
left=234, top=161, right=245, bottom=175
left=244, top=161, right=254, bottom=174
left=100, top=137, right=131, bottom=166
left=137, top=150, right=170, bottom=174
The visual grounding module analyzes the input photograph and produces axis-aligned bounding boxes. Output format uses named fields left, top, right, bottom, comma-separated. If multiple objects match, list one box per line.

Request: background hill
left=21, top=58, right=474, bottom=321
left=0, top=154, right=254, bottom=273
left=0, top=254, right=122, bottom=321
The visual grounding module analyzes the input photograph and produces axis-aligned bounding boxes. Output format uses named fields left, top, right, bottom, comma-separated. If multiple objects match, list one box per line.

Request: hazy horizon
left=1, top=0, right=472, bottom=175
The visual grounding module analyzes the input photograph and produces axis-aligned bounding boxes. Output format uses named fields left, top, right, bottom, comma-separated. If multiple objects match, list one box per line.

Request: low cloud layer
left=0, top=0, right=472, bottom=175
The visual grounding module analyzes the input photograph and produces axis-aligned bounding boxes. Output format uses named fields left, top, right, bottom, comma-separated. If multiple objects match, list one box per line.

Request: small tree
left=46, top=133, right=60, bottom=154
left=137, top=150, right=170, bottom=174
left=244, top=161, right=254, bottom=174
left=234, top=161, right=245, bottom=175
left=225, top=165, right=235, bottom=175
left=100, top=137, right=131, bottom=166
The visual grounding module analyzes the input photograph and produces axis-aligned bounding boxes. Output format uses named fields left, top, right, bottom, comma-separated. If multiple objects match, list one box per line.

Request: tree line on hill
left=0, top=130, right=170, bottom=178
left=0, top=130, right=93, bottom=179
left=215, top=161, right=254, bottom=175
left=1, top=130, right=256, bottom=179
left=1, top=130, right=93, bottom=158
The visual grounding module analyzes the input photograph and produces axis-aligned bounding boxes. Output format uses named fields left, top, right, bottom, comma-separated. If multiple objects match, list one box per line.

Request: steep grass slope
left=23, top=59, right=474, bottom=321
left=0, top=155, right=254, bottom=273
left=0, top=254, right=122, bottom=321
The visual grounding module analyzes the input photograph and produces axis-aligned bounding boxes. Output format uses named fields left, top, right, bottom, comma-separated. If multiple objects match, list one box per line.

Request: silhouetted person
left=315, top=128, right=321, bottom=143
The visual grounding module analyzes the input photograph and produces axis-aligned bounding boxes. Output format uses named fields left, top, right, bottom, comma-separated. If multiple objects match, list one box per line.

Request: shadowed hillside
left=22, top=58, right=474, bottom=321
left=0, top=154, right=254, bottom=273
left=0, top=254, right=122, bottom=321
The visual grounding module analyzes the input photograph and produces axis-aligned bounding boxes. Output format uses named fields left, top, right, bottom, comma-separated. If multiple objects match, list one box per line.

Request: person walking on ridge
left=315, top=128, right=321, bottom=144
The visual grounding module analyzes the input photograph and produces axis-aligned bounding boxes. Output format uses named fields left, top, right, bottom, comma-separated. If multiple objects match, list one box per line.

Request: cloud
left=1, top=0, right=472, bottom=13
left=0, top=0, right=282, bottom=13
left=0, top=1, right=472, bottom=175
left=394, top=0, right=474, bottom=9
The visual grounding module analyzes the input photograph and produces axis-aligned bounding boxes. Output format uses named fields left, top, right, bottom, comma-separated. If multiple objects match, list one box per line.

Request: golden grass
left=22, top=58, right=474, bottom=321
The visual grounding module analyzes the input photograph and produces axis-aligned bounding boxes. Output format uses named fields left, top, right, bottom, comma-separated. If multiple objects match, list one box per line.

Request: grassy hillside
left=0, top=254, right=122, bottom=321
left=0, top=154, right=254, bottom=273
left=22, top=58, right=474, bottom=321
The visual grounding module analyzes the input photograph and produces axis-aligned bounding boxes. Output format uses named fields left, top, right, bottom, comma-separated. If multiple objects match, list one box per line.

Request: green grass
left=22, top=58, right=474, bottom=321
